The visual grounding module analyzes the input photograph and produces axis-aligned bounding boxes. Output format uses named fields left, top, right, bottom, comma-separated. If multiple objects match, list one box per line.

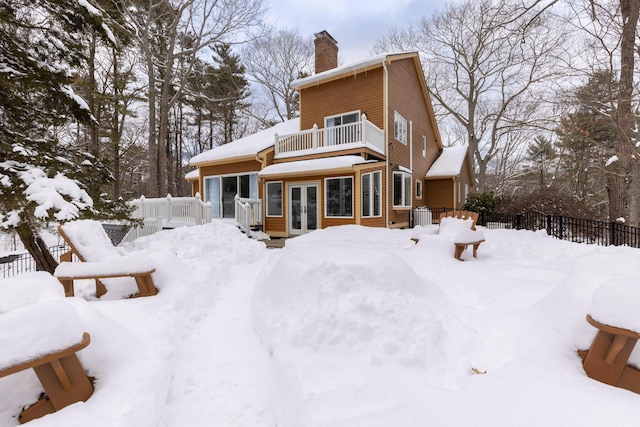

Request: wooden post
left=166, top=194, right=172, bottom=223
left=312, top=124, right=318, bottom=149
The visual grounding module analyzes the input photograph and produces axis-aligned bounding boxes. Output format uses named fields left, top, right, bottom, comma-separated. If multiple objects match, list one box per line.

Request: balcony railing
left=274, top=113, right=385, bottom=157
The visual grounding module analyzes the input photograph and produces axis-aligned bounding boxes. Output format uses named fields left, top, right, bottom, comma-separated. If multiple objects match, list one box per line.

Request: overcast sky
left=266, top=0, right=449, bottom=64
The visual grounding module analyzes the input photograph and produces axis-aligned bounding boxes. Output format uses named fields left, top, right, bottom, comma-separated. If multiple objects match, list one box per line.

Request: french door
left=289, top=183, right=318, bottom=235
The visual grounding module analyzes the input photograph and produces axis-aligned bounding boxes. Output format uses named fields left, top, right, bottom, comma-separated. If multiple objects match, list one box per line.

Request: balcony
left=274, top=114, right=385, bottom=158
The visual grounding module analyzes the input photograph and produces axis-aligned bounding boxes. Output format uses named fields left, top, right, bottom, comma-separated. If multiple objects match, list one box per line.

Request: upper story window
left=394, top=111, right=407, bottom=144
left=325, top=111, right=359, bottom=128
left=422, top=135, right=427, bottom=157
left=325, top=111, right=360, bottom=145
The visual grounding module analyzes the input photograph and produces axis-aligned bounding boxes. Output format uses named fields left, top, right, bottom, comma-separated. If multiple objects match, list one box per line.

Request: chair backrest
left=58, top=220, right=122, bottom=262
left=439, top=211, right=478, bottom=230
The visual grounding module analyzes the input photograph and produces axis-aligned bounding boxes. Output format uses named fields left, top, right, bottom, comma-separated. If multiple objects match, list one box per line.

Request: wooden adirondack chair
left=54, top=220, right=157, bottom=298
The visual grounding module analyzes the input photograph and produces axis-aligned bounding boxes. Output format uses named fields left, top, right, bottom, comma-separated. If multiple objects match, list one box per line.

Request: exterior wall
left=386, top=58, right=441, bottom=228
left=424, top=179, right=454, bottom=209
left=299, top=67, right=385, bottom=131
left=189, top=180, right=198, bottom=196
left=199, top=159, right=261, bottom=178
left=262, top=164, right=386, bottom=236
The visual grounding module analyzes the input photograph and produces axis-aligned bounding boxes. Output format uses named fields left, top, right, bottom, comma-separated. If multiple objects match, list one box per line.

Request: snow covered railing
left=274, top=114, right=385, bottom=157
left=119, top=217, right=164, bottom=245
left=235, top=195, right=262, bottom=238
left=130, top=193, right=212, bottom=226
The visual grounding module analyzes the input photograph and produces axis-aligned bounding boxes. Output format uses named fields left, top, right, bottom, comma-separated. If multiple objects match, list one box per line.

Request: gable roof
left=292, top=52, right=418, bottom=90
left=425, top=145, right=470, bottom=179
left=189, top=118, right=300, bottom=166
left=292, top=52, right=443, bottom=151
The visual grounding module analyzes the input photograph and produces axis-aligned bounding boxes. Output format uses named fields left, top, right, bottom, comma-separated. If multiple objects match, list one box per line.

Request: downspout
left=452, top=177, right=457, bottom=209
left=409, top=121, right=413, bottom=172
left=383, top=59, right=389, bottom=228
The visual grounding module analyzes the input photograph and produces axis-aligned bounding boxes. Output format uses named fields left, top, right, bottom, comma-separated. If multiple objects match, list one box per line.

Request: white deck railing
left=274, top=113, right=385, bottom=157
left=119, top=194, right=212, bottom=244
left=130, top=193, right=212, bottom=226
left=234, top=195, right=262, bottom=237
left=120, top=217, right=164, bottom=245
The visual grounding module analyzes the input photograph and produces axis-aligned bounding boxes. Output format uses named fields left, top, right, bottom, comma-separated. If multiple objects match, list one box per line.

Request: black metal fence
left=413, top=208, right=640, bottom=249
left=0, top=245, right=70, bottom=280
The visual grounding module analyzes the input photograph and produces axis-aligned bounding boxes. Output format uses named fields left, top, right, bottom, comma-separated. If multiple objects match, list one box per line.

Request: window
left=394, top=111, right=407, bottom=144
left=325, top=111, right=359, bottom=128
left=204, top=173, right=258, bottom=218
left=393, top=171, right=412, bottom=207
left=416, top=180, right=422, bottom=199
left=325, top=176, right=353, bottom=217
left=362, top=171, right=382, bottom=217
left=325, top=111, right=360, bottom=145
left=266, top=182, right=283, bottom=216
left=422, top=135, right=427, bottom=157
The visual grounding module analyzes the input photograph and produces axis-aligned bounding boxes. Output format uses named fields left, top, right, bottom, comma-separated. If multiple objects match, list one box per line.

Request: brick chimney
left=314, top=30, right=338, bottom=74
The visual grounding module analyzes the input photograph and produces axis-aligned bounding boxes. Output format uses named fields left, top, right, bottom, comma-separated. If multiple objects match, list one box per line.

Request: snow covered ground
left=1, top=221, right=640, bottom=426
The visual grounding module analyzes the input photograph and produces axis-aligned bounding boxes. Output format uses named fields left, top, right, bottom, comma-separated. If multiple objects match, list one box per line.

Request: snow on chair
left=437, top=213, right=485, bottom=261
left=55, top=220, right=157, bottom=298
left=0, top=300, right=93, bottom=423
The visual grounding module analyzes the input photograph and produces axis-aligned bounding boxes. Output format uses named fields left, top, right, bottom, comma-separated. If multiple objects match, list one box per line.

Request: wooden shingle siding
left=299, top=67, right=385, bottom=131
left=199, top=160, right=261, bottom=177
left=424, top=179, right=453, bottom=208
left=386, top=58, right=442, bottom=226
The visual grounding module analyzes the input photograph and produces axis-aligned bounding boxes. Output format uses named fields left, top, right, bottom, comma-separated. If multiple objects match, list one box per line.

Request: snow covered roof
left=258, top=156, right=371, bottom=177
left=185, top=169, right=199, bottom=180
left=425, top=145, right=469, bottom=179
left=292, top=52, right=418, bottom=90
left=189, top=119, right=300, bottom=166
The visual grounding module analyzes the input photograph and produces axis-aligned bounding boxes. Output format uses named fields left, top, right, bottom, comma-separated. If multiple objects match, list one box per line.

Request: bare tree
left=242, top=27, right=314, bottom=123
left=128, top=0, right=265, bottom=197
left=374, top=0, right=571, bottom=194
left=568, top=0, right=640, bottom=224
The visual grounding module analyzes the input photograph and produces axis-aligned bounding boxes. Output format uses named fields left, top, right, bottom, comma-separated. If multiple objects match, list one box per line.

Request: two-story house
left=187, top=30, right=473, bottom=237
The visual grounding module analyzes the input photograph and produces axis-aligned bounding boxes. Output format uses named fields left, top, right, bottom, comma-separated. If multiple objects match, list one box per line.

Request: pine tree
left=211, top=44, right=250, bottom=145
left=0, top=0, right=130, bottom=272
left=556, top=71, right=617, bottom=208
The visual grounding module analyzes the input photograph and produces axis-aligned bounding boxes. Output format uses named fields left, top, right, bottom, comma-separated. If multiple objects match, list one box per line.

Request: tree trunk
left=607, top=0, right=639, bottom=221
left=16, top=223, right=57, bottom=274
left=112, top=48, right=121, bottom=199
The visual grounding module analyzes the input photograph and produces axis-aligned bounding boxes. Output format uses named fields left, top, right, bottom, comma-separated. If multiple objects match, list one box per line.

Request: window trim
left=393, top=171, right=412, bottom=208
left=361, top=171, right=382, bottom=218
left=324, top=176, right=354, bottom=218
left=265, top=181, right=283, bottom=217
left=394, top=111, right=407, bottom=145
left=325, top=110, right=361, bottom=128
left=416, top=180, right=423, bottom=199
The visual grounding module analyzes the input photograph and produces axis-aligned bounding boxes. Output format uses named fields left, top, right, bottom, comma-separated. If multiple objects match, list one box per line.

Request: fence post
left=558, top=215, right=563, bottom=240
left=516, top=214, right=522, bottom=230
left=139, top=195, right=145, bottom=218
left=610, top=221, right=617, bottom=246
left=312, top=124, right=318, bottom=149
left=165, top=194, right=172, bottom=223
left=546, top=214, right=551, bottom=235
left=361, top=113, right=367, bottom=144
